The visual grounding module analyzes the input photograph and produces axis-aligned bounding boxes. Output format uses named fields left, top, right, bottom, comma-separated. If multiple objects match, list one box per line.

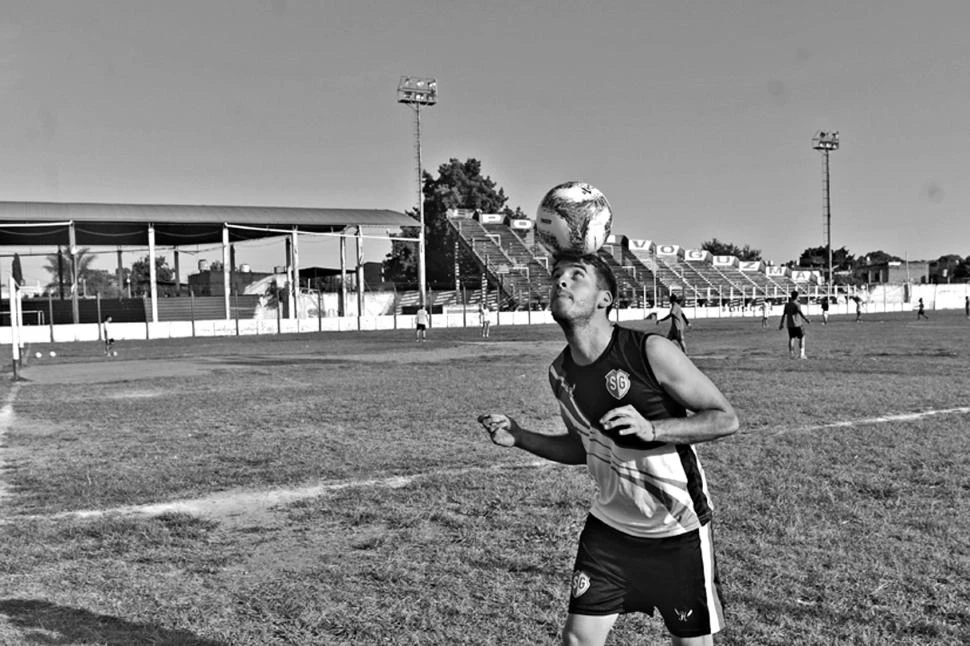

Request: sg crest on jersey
left=605, top=368, right=630, bottom=400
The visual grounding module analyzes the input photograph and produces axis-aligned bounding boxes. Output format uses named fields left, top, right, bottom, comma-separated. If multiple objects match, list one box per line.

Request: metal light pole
left=397, top=76, right=437, bottom=308
left=812, top=130, right=839, bottom=287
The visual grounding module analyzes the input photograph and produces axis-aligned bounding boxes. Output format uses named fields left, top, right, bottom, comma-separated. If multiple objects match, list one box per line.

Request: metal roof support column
left=173, top=250, right=181, bottom=296
left=339, top=233, right=347, bottom=317
left=222, top=224, right=231, bottom=320
left=291, top=227, right=299, bottom=320
left=68, top=222, right=79, bottom=324
left=356, top=226, right=364, bottom=320
left=116, top=249, right=125, bottom=298
left=148, top=223, right=158, bottom=324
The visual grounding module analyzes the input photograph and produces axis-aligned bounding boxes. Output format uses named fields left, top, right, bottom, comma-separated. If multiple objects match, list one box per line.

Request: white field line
left=0, top=382, right=22, bottom=505
left=12, top=406, right=970, bottom=523
left=767, top=406, right=970, bottom=436
left=28, top=459, right=553, bottom=522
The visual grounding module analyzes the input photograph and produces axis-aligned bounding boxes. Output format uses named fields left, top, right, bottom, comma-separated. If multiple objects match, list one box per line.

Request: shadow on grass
left=0, top=599, right=226, bottom=645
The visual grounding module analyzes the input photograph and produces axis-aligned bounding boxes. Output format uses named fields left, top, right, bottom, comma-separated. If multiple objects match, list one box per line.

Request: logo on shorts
left=571, top=570, right=590, bottom=598
left=674, top=607, right=694, bottom=622
left=604, top=369, right=630, bottom=400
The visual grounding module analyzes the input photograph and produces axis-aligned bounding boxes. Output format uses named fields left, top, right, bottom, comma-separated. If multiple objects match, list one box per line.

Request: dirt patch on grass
left=17, top=359, right=216, bottom=385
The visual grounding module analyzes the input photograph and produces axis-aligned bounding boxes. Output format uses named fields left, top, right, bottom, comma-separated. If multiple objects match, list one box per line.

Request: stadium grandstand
left=446, top=209, right=823, bottom=311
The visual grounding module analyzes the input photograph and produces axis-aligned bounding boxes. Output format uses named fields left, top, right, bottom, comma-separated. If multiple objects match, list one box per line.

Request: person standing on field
left=760, top=301, right=769, bottom=328
left=102, top=316, right=115, bottom=356
left=657, top=293, right=691, bottom=354
left=780, top=291, right=810, bottom=359
left=478, top=249, right=739, bottom=646
left=820, top=296, right=829, bottom=325
left=479, top=301, right=492, bottom=338
left=415, top=305, right=430, bottom=342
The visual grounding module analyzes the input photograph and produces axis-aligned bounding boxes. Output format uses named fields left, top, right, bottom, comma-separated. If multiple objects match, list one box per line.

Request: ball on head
left=535, top=181, right=613, bottom=255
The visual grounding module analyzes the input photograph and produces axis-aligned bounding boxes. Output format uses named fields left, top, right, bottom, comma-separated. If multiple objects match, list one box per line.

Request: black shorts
left=787, top=326, right=804, bottom=339
left=416, top=323, right=427, bottom=331
left=568, top=514, right=725, bottom=637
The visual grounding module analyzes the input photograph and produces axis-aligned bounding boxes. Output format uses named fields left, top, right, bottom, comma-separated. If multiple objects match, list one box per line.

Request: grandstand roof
left=0, top=201, right=416, bottom=247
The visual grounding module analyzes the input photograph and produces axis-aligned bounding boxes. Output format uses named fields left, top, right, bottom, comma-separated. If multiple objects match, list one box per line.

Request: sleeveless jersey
left=548, top=326, right=714, bottom=538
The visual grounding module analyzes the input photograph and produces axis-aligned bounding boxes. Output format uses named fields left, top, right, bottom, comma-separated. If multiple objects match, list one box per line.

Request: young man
left=657, top=293, right=691, bottom=354
left=415, top=305, right=430, bottom=342
left=820, top=297, right=829, bottom=325
left=478, top=250, right=739, bottom=646
left=102, top=316, right=115, bottom=355
left=479, top=302, right=492, bottom=338
left=760, top=301, right=769, bottom=329
left=780, top=291, right=810, bottom=359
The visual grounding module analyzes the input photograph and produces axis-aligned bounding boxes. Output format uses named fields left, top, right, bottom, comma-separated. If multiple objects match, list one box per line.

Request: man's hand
left=478, top=413, right=517, bottom=448
left=600, top=405, right=656, bottom=442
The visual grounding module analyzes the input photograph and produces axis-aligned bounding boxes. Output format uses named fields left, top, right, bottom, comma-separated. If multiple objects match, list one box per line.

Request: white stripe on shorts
left=699, top=523, right=725, bottom=634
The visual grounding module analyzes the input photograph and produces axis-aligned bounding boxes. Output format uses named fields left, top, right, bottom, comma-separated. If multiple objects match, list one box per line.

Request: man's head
left=550, top=250, right=618, bottom=324
left=669, top=293, right=680, bottom=305
left=789, top=290, right=799, bottom=302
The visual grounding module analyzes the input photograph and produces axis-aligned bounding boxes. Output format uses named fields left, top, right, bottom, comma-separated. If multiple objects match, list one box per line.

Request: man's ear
left=597, top=289, right=614, bottom=311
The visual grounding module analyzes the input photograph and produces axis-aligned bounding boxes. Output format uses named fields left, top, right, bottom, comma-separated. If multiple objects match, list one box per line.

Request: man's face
left=550, top=260, right=608, bottom=322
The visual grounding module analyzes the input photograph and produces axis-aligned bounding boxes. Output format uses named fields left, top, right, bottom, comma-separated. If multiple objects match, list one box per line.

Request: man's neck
left=562, top=317, right=614, bottom=366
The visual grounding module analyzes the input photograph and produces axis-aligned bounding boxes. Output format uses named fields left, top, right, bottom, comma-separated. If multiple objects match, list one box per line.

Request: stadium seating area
left=411, top=211, right=825, bottom=312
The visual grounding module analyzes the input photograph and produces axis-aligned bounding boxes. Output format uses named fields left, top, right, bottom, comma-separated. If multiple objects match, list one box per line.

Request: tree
left=855, top=250, right=903, bottom=266
left=796, top=245, right=855, bottom=270
left=130, top=255, right=176, bottom=297
left=383, top=158, right=520, bottom=289
left=43, top=247, right=99, bottom=298
left=700, top=238, right=761, bottom=261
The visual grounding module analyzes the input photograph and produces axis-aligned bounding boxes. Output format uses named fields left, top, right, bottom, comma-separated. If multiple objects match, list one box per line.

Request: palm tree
left=43, top=247, right=98, bottom=298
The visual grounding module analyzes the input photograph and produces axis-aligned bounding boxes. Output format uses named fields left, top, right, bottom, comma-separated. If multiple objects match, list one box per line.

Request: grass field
left=0, top=310, right=968, bottom=645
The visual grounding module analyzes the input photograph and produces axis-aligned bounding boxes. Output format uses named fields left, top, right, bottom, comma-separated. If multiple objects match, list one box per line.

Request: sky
left=2, top=0, right=969, bottom=286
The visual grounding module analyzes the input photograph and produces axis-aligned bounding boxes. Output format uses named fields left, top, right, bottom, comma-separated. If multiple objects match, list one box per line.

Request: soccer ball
left=34, top=352, right=42, bottom=359
left=49, top=351, right=56, bottom=358
left=112, top=351, right=118, bottom=357
left=535, top=181, right=613, bottom=255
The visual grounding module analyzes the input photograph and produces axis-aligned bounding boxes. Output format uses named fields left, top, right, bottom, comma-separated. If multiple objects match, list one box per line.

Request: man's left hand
left=600, top=405, right=656, bottom=442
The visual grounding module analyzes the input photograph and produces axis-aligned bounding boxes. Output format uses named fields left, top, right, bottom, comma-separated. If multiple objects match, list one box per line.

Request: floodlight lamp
left=812, top=130, right=840, bottom=151
left=397, top=76, right=438, bottom=105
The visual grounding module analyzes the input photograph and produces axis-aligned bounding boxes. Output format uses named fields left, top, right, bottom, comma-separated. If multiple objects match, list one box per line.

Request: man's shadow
left=0, top=599, right=227, bottom=645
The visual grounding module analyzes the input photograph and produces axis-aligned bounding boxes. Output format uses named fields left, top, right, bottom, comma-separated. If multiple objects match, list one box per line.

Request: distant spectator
left=820, top=296, right=830, bottom=325
left=916, top=298, right=929, bottom=321
left=760, top=301, right=769, bottom=329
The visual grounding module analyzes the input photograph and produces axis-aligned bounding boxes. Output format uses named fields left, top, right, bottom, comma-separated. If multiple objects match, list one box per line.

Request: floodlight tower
left=397, top=76, right=437, bottom=308
left=812, top=130, right=839, bottom=287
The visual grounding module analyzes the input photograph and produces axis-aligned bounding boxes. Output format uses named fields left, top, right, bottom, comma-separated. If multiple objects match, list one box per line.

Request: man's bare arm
left=600, top=336, right=738, bottom=445
left=478, top=414, right=587, bottom=465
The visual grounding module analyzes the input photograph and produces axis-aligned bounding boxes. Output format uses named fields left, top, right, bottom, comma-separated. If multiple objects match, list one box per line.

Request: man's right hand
left=477, top=413, right=517, bottom=448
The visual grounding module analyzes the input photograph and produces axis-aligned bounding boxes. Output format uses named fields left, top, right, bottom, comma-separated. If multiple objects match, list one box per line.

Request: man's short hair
left=552, top=249, right=618, bottom=309
left=790, top=290, right=799, bottom=301
left=669, top=293, right=680, bottom=304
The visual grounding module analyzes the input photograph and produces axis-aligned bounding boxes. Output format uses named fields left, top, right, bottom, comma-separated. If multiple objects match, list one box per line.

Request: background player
left=102, top=316, right=115, bottom=356
left=657, top=293, right=691, bottom=354
left=415, top=305, right=430, bottom=342
left=479, top=301, right=492, bottom=338
left=478, top=250, right=738, bottom=646
left=780, top=291, right=810, bottom=359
